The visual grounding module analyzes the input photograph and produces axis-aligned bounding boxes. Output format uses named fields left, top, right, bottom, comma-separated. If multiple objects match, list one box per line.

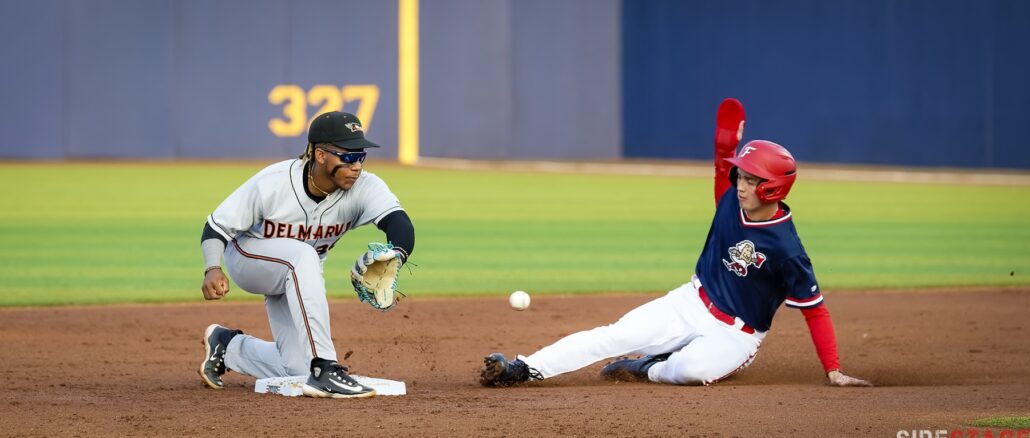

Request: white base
left=255, top=375, right=406, bottom=397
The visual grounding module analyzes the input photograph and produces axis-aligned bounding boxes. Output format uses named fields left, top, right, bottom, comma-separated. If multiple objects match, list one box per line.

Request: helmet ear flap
left=756, top=181, right=776, bottom=202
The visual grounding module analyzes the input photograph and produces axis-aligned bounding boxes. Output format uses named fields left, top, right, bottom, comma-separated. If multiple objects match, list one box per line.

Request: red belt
left=697, top=285, right=756, bottom=334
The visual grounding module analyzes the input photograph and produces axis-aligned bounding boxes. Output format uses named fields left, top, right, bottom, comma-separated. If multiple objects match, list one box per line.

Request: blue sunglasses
left=319, top=148, right=367, bottom=164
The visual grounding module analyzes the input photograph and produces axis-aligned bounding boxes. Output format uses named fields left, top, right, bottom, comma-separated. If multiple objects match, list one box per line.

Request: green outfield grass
left=1, top=162, right=1028, bottom=306
left=968, top=417, right=1030, bottom=429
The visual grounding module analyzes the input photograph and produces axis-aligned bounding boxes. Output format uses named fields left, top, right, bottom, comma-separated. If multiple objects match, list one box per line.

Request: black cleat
left=479, top=353, right=542, bottom=387
left=199, top=324, right=243, bottom=389
left=302, top=359, right=376, bottom=399
left=600, top=353, right=672, bottom=382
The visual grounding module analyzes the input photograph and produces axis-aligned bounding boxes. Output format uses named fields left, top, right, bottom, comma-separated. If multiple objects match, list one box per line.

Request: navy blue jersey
left=695, top=190, right=822, bottom=332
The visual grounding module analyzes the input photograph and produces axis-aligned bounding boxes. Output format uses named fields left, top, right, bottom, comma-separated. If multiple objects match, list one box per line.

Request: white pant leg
left=224, top=333, right=286, bottom=379
left=263, top=293, right=321, bottom=375
left=647, top=290, right=763, bottom=385
left=223, top=294, right=314, bottom=378
left=523, top=284, right=702, bottom=379
left=647, top=327, right=760, bottom=385
left=222, top=236, right=336, bottom=378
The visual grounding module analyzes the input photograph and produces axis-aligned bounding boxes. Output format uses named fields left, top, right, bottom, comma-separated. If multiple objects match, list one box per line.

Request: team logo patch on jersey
left=722, top=240, right=767, bottom=277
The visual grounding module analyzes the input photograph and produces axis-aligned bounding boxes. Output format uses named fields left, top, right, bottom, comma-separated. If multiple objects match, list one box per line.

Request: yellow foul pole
left=398, top=0, right=419, bottom=165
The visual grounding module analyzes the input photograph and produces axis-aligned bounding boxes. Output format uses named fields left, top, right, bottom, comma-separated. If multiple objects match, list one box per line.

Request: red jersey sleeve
left=801, top=304, right=842, bottom=373
left=714, top=149, right=734, bottom=204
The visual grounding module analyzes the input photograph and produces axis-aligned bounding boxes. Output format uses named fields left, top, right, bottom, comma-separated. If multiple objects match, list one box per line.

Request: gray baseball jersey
left=208, top=159, right=403, bottom=377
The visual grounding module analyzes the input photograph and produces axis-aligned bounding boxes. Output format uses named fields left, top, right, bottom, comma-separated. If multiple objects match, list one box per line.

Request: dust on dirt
left=1, top=290, right=1028, bottom=437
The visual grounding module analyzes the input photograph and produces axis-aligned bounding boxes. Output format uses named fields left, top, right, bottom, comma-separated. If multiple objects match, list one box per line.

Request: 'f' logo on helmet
left=739, top=145, right=757, bottom=157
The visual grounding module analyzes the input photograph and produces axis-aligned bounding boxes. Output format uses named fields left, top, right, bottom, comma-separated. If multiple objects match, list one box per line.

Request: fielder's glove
left=351, top=242, right=403, bottom=311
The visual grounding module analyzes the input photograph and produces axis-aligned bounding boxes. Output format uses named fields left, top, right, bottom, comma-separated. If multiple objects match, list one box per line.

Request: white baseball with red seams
left=509, top=290, right=530, bottom=311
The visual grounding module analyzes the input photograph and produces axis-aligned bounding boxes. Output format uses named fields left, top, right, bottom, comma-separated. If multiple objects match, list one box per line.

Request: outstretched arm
left=376, top=210, right=415, bottom=262
left=713, top=98, right=746, bottom=204
left=801, top=305, right=873, bottom=387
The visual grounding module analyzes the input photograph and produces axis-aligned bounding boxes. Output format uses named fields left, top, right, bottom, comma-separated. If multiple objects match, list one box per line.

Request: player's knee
left=283, top=243, right=321, bottom=273
left=283, top=356, right=310, bottom=376
left=662, top=356, right=728, bottom=385
left=286, top=242, right=320, bottom=264
left=680, top=362, right=724, bottom=384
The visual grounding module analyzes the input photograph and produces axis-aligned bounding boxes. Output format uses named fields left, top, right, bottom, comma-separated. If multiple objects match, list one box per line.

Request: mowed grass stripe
left=1, top=162, right=1028, bottom=306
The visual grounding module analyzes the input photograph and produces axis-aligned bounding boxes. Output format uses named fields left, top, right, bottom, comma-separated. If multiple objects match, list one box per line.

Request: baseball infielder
left=480, top=98, right=871, bottom=387
left=198, top=111, right=415, bottom=398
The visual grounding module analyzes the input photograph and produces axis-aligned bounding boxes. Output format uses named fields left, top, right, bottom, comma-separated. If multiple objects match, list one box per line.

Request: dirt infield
left=1, top=290, right=1028, bottom=437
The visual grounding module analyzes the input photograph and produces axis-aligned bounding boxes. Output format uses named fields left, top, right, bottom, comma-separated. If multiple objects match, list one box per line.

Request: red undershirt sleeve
left=714, top=148, right=734, bottom=205
left=801, top=304, right=841, bottom=373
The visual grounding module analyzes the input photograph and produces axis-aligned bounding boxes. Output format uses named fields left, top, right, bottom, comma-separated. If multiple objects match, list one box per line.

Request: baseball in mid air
left=509, top=290, right=531, bottom=311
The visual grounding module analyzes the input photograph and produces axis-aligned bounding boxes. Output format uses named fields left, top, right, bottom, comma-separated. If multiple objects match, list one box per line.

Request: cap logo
left=739, top=145, right=757, bottom=157
left=345, top=122, right=364, bottom=133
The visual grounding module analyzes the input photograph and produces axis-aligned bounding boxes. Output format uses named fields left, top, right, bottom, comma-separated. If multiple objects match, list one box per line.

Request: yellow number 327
left=268, top=84, right=380, bottom=137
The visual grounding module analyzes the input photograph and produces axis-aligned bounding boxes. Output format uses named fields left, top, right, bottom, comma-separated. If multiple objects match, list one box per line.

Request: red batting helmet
left=724, top=140, right=797, bottom=202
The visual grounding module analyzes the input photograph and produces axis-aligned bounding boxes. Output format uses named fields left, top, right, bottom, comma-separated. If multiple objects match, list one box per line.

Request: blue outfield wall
left=0, top=0, right=620, bottom=161
left=1, top=1, right=1027, bottom=169
left=0, top=0, right=399, bottom=160
left=622, top=0, right=1030, bottom=169
left=419, top=0, right=621, bottom=159
left=0, top=0, right=65, bottom=159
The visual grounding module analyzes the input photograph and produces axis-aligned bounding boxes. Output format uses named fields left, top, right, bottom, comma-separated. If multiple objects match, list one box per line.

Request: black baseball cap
left=307, top=111, right=380, bottom=149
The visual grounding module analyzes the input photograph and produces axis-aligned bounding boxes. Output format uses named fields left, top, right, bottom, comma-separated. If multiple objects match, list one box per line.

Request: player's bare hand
left=827, top=370, right=873, bottom=387
left=201, top=268, right=230, bottom=300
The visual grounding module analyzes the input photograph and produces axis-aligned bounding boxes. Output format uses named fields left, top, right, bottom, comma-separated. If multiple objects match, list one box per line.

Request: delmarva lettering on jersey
left=262, top=220, right=352, bottom=240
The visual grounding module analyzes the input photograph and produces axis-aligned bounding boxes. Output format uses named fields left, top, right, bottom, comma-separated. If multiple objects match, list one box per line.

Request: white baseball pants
left=522, top=279, right=765, bottom=385
left=221, top=236, right=337, bottom=378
